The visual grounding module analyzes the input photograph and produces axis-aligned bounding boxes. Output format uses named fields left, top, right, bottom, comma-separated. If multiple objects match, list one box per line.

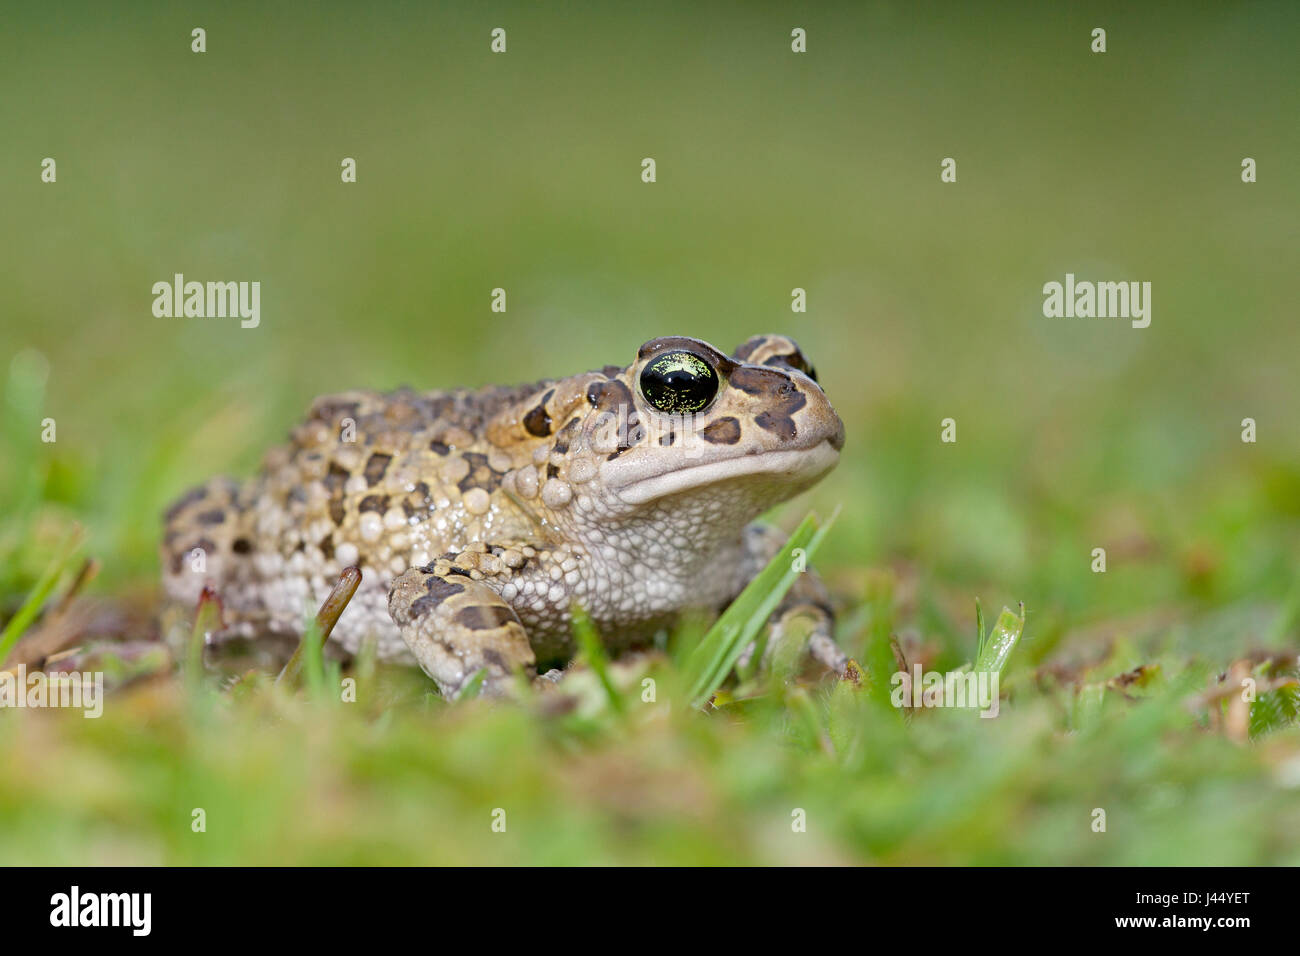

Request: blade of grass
left=352, top=634, right=378, bottom=710
left=974, top=602, right=1026, bottom=678
left=787, top=686, right=835, bottom=755
left=323, top=658, right=343, bottom=705
left=455, top=668, right=487, bottom=702
left=187, top=586, right=223, bottom=695
left=684, top=510, right=837, bottom=709
left=0, top=350, right=50, bottom=581
left=735, top=626, right=770, bottom=685
left=571, top=603, right=625, bottom=715
left=302, top=617, right=325, bottom=699
left=4, top=557, right=101, bottom=670
left=0, top=526, right=83, bottom=666
left=278, top=566, right=362, bottom=690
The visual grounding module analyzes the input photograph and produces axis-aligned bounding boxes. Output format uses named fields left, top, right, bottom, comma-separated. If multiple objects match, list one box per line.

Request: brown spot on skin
left=323, top=462, right=350, bottom=495
left=359, top=494, right=389, bottom=513
left=424, top=394, right=455, bottom=422
left=164, top=485, right=208, bottom=522
left=313, top=399, right=361, bottom=426
left=726, top=365, right=782, bottom=396
left=195, top=508, right=227, bottom=525
left=429, top=440, right=450, bottom=456
left=587, top=379, right=635, bottom=414
left=409, top=575, right=465, bottom=616
left=728, top=366, right=808, bottom=442
left=733, top=336, right=815, bottom=381
left=382, top=395, right=424, bottom=430
left=329, top=499, right=347, bottom=525
left=457, top=452, right=502, bottom=494
left=319, top=535, right=334, bottom=560
left=755, top=410, right=797, bottom=441
left=232, top=538, right=253, bottom=555
left=587, top=381, right=644, bottom=455
left=455, top=605, right=517, bottom=630
left=765, top=354, right=818, bottom=382
left=364, top=453, right=392, bottom=487
left=403, top=481, right=433, bottom=519
left=702, top=416, right=741, bottom=445
left=427, top=575, right=464, bottom=598
left=755, top=387, right=806, bottom=442
left=546, top=463, right=560, bottom=479
left=551, top=417, right=580, bottom=456
left=523, top=389, right=555, bottom=437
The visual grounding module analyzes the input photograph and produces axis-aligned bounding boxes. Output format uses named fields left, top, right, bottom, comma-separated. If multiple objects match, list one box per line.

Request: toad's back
left=162, top=380, right=557, bottom=660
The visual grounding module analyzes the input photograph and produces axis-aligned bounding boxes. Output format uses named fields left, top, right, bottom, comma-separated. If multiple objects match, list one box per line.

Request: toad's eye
left=639, top=350, right=720, bottom=414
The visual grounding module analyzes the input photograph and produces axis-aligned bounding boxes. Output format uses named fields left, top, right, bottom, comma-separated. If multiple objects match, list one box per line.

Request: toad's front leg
left=388, top=565, right=536, bottom=698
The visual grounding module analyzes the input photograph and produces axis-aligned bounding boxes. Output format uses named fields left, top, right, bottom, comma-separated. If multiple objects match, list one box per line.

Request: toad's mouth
left=609, top=440, right=840, bottom=506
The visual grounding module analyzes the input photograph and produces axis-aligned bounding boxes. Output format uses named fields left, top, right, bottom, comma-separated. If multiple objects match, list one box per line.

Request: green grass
left=2, top=1, right=1299, bottom=865
left=681, top=511, right=834, bottom=709
left=0, top=527, right=83, bottom=664
left=2, top=513, right=1299, bottom=865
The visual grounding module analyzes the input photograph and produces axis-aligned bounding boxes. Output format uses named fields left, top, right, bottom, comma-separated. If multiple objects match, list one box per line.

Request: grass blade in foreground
left=454, top=668, right=487, bottom=702
left=186, top=586, right=222, bottom=694
left=572, top=603, right=625, bottom=715
left=277, top=566, right=362, bottom=690
left=973, top=602, right=1025, bottom=678
left=0, top=527, right=84, bottom=666
left=683, top=511, right=836, bottom=709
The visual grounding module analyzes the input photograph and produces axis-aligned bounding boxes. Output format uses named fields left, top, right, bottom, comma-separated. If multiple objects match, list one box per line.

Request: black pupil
left=639, top=350, right=719, bottom=414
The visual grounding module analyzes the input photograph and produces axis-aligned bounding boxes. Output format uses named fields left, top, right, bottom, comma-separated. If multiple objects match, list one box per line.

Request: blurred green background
left=2, top=2, right=1299, bottom=865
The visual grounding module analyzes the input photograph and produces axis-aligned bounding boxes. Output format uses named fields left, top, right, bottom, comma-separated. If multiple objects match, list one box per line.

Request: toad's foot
left=737, top=602, right=847, bottom=679
left=388, top=565, right=537, bottom=698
